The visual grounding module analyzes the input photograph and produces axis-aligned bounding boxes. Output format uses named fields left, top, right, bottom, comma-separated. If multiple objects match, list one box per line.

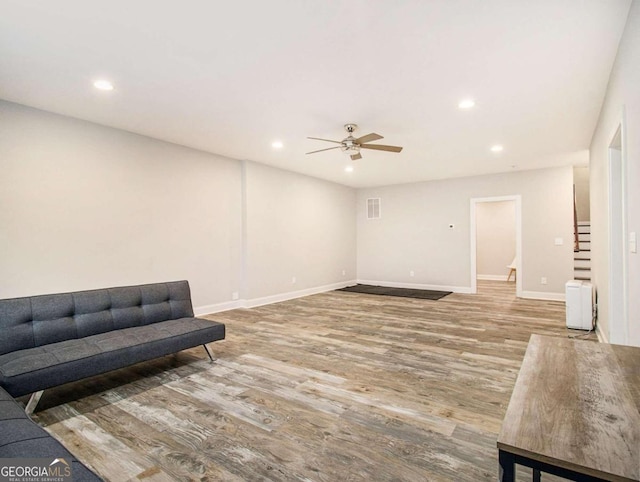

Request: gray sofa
left=0, top=280, right=225, bottom=412
left=0, top=384, right=102, bottom=481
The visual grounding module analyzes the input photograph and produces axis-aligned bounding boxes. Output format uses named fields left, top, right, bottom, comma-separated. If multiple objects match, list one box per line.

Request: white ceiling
left=0, top=0, right=631, bottom=187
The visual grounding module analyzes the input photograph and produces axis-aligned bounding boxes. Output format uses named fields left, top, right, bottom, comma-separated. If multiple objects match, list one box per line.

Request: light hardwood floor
left=33, top=281, right=596, bottom=481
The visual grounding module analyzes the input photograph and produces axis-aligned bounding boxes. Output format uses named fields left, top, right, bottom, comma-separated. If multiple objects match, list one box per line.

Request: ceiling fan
left=306, top=124, right=403, bottom=161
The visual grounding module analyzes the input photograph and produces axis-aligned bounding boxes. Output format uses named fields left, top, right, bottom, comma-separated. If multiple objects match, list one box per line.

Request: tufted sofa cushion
left=0, top=317, right=225, bottom=398
left=0, top=281, right=194, bottom=356
left=0, top=386, right=102, bottom=481
left=0, top=280, right=226, bottom=399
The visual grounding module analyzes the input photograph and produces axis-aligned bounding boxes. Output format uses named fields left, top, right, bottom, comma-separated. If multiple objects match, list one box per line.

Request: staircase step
left=575, top=276, right=591, bottom=281
left=574, top=267, right=591, bottom=271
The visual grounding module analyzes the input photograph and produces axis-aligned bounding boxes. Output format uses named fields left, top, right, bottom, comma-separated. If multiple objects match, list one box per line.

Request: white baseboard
left=194, top=300, right=244, bottom=316
left=243, top=280, right=357, bottom=309
left=195, top=280, right=357, bottom=315
left=197, top=282, right=567, bottom=315
left=477, top=274, right=509, bottom=281
left=356, top=279, right=472, bottom=294
left=596, top=323, right=608, bottom=343
left=520, top=290, right=566, bottom=302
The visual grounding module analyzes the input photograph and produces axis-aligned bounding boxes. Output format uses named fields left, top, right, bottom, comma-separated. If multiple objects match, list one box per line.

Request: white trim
left=244, top=280, right=357, bottom=308
left=196, top=281, right=561, bottom=313
left=197, top=280, right=360, bottom=315
left=357, top=279, right=473, bottom=294
left=476, top=274, right=509, bottom=281
left=607, top=110, right=628, bottom=345
left=470, top=200, right=476, bottom=293
left=520, top=291, right=565, bottom=302
left=470, top=195, right=522, bottom=298
left=194, top=300, right=245, bottom=315
left=596, top=323, right=608, bottom=344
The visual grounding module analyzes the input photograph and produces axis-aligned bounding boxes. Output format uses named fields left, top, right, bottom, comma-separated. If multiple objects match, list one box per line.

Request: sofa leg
left=202, top=344, right=215, bottom=362
left=25, top=390, right=44, bottom=415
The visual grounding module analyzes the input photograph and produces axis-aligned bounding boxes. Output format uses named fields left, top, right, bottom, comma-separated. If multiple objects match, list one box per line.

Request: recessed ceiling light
left=345, top=166, right=354, bottom=173
left=272, top=141, right=283, bottom=149
left=491, top=145, right=504, bottom=152
left=93, top=80, right=114, bottom=91
left=458, top=99, right=475, bottom=109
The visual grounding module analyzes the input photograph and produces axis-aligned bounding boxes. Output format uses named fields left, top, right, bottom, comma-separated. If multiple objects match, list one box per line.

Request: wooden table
left=497, top=335, right=640, bottom=482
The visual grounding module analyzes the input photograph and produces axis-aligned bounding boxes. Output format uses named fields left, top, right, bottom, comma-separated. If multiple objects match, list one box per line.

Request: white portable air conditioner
left=565, top=280, right=593, bottom=330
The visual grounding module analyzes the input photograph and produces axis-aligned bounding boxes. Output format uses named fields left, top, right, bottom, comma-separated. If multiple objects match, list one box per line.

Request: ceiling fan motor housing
left=342, top=124, right=360, bottom=153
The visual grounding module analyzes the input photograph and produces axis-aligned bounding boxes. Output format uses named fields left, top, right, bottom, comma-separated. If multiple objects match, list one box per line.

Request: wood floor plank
left=32, top=281, right=597, bottom=481
left=42, top=407, right=177, bottom=481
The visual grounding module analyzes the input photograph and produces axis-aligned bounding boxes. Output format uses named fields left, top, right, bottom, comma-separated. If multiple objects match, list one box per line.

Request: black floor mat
left=337, top=284, right=452, bottom=300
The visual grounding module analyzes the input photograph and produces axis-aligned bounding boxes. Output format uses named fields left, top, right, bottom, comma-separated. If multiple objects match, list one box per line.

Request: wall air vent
left=367, top=198, right=381, bottom=219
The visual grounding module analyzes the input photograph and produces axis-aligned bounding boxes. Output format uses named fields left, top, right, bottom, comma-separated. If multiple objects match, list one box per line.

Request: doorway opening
left=470, top=196, right=522, bottom=297
left=608, top=123, right=628, bottom=345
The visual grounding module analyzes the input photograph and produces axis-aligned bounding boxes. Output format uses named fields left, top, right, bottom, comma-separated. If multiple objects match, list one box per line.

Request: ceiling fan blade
left=306, top=146, right=342, bottom=155
left=307, top=137, right=343, bottom=144
left=355, top=133, right=383, bottom=144
left=360, top=143, right=403, bottom=153
left=351, top=153, right=362, bottom=161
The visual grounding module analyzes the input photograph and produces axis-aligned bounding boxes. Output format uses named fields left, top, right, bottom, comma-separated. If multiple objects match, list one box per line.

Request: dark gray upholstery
left=0, top=317, right=225, bottom=397
left=0, top=280, right=223, bottom=480
left=0, top=281, right=225, bottom=397
left=0, top=386, right=102, bottom=481
left=0, top=281, right=194, bottom=356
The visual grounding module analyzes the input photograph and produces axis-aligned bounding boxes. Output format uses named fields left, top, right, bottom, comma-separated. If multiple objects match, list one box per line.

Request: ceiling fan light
left=341, top=141, right=360, bottom=154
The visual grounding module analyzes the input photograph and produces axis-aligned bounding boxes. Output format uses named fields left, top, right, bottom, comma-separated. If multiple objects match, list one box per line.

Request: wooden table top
left=497, top=334, right=640, bottom=482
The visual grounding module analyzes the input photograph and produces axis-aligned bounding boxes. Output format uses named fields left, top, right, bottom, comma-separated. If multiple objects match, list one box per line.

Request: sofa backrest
left=0, top=281, right=194, bottom=356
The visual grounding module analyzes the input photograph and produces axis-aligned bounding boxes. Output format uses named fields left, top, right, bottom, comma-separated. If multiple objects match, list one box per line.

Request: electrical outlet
left=410, top=270, right=415, bottom=277
left=541, top=277, right=547, bottom=285
left=232, top=292, right=239, bottom=300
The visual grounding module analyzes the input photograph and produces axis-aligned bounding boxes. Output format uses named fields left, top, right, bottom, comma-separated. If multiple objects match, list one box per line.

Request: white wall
left=0, top=100, right=244, bottom=311
left=243, top=161, right=356, bottom=303
left=589, top=1, right=640, bottom=346
left=357, top=166, right=575, bottom=298
left=476, top=201, right=516, bottom=280
left=0, top=101, right=360, bottom=312
left=573, top=166, right=590, bottom=222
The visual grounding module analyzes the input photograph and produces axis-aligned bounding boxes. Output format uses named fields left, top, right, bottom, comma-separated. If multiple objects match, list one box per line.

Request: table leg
left=499, top=450, right=515, bottom=482
left=532, top=468, right=541, bottom=482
